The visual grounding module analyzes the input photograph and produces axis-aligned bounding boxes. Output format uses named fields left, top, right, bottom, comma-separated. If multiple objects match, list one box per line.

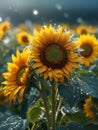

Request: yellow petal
left=44, top=71, right=49, bottom=80
left=38, top=66, right=47, bottom=74
left=7, top=63, right=18, bottom=72
left=33, top=62, right=43, bottom=68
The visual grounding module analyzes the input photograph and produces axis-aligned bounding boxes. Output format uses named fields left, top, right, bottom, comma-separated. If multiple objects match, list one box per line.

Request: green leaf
left=91, top=59, right=98, bottom=76
left=76, top=70, right=98, bottom=98
left=58, top=82, right=81, bottom=107
left=77, top=69, right=90, bottom=75
left=27, top=106, right=42, bottom=124
left=84, top=122, right=98, bottom=130
left=0, top=115, right=28, bottom=130
left=66, top=111, right=88, bottom=123
left=67, top=122, right=83, bottom=130
left=56, top=126, right=67, bottom=130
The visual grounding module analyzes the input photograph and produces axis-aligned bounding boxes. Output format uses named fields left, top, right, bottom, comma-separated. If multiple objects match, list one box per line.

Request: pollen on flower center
left=40, top=43, right=68, bottom=69
left=17, top=67, right=26, bottom=85
left=80, top=44, right=93, bottom=57
left=22, top=36, right=29, bottom=43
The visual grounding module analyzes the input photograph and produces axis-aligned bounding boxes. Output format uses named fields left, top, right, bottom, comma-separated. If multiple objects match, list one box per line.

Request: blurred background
left=0, top=0, right=98, bottom=25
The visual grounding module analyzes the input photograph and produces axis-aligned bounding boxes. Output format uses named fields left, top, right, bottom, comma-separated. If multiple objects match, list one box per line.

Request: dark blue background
left=0, top=0, right=98, bottom=25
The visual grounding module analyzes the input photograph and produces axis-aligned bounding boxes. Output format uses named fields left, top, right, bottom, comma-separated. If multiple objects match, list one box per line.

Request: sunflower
left=18, top=24, right=28, bottom=31
left=34, top=24, right=41, bottom=32
left=0, top=86, right=7, bottom=104
left=84, top=96, right=94, bottom=119
left=73, top=25, right=96, bottom=35
left=16, top=32, right=32, bottom=45
left=30, top=25, right=80, bottom=82
left=2, top=48, right=30, bottom=104
left=0, top=30, right=4, bottom=40
left=0, top=21, right=10, bottom=34
left=61, top=24, right=69, bottom=32
left=78, top=34, right=98, bottom=67
left=54, top=24, right=69, bottom=32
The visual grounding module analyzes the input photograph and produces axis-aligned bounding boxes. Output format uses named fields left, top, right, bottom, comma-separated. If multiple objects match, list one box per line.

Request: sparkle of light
left=32, top=10, right=39, bottom=15
left=0, top=17, right=2, bottom=22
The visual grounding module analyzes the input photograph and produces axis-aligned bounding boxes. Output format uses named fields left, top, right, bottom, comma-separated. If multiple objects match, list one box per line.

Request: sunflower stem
left=52, top=83, right=58, bottom=130
left=55, top=98, right=62, bottom=121
left=59, top=114, right=65, bottom=126
left=40, top=81, right=51, bottom=130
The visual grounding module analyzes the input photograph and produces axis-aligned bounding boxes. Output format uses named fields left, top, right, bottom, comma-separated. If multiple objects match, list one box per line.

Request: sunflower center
left=3, top=26, right=8, bottom=33
left=80, top=43, right=93, bottom=57
left=81, top=29, right=87, bottom=34
left=40, top=43, right=68, bottom=69
left=17, top=67, right=26, bottom=85
left=22, top=36, right=29, bottom=43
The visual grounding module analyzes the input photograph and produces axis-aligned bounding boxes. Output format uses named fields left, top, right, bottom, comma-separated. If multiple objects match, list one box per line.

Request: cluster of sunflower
left=0, top=20, right=98, bottom=130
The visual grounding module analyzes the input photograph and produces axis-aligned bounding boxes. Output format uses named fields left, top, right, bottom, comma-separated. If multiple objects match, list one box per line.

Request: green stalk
left=55, top=98, right=62, bottom=121
left=59, top=114, right=65, bottom=126
left=40, top=81, right=51, bottom=130
left=52, top=83, right=58, bottom=130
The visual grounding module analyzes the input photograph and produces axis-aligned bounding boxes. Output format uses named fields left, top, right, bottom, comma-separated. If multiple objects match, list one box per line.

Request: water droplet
left=73, top=95, right=76, bottom=98
left=86, top=93, right=89, bottom=95
left=91, top=76, right=94, bottom=79
left=80, top=90, right=83, bottom=94
left=77, top=87, right=80, bottom=90
left=66, top=110, right=69, bottom=113
left=55, top=4, right=62, bottom=10
left=58, top=25, right=61, bottom=28
left=32, top=9, right=39, bottom=15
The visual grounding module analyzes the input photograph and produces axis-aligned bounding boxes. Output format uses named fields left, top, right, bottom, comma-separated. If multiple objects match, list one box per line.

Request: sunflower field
left=0, top=20, right=98, bottom=130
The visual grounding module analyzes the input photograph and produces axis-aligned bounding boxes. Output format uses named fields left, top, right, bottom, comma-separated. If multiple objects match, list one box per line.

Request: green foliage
left=76, top=70, right=98, bottom=98
left=91, top=59, right=98, bottom=76
left=56, top=122, right=83, bottom=130
left=0, top=105, right=28, bottom=130
left=58, top=82, right=81, bottom=107
left=27, top=106, right=42, bottom=124
left=27, top=99, right=43, bottom=124
left=66, top=122, right=83, bottom=130
left=66, top=111, right=88, bottom=123
left=84, top=122, right=98, bottom=130
left=56, top=126, right=67, bottom=130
